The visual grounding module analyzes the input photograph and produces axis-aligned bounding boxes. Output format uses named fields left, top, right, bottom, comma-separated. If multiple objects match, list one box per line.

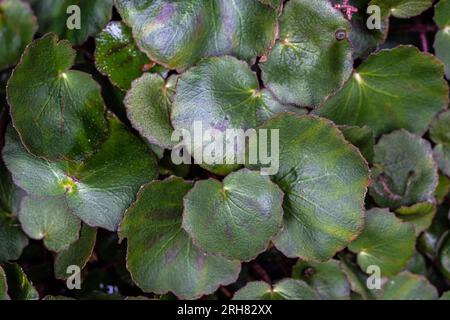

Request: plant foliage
left=0, top=0, right=449, bottom=300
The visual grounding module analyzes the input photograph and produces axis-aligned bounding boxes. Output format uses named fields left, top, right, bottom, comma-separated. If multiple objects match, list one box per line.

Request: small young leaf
left=249, top=114, right=369, bottom=262
left=261, top=0, right=353, bottom=106
left=54, top=225, right=97, bottom=280
left=379, top=271, right=438, bottom=300
left=348, top=208, right=416, bottom=277
left=115, top=0, right=277, bottom=70
left=119, top=177, right=241, bottom=299
left=29, top=0, right=113, bottom=45
left=0, top=0, right=37, bottom=70
left=125, top=73, right=175, bottom=149
left=233, top=279, right=319, bottom=300
left=19, top=196, right=81, bottom=252
left=95, top=21, right=151, bottom=91
left=7, top=33, right=109, bottom=160
left=183, top=169, right=284, bottom=261
left=370, top=130, right=438, bottom=208
left=316, top=46, right=449, bottom=136
left=292, top=259, right=351, bottom=300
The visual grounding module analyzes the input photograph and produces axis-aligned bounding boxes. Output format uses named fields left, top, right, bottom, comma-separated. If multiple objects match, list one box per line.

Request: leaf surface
left=430, top=111, right=450, bottom=177
left=54, top=225, right=97, bottom=280
left=379, top=271, right=438, bottom=300
left=233, top=279, right=318, bottom=300
left=316, top=46, right=449, bottom=136
left=29, top=0, right=113, bottom=45
left=19, top=196, right=81, bottom=252
left=183, top=169, right=284, bottom=261
left=3, top=116, right=158, bottom=231
left=125, top=73, right=175, bottom=148
left=348, top=208, right=416, bottom=277
left=370, top=0, right=433, bottom=18
left=261, top=0, right=353, bottom=106
left=119, top=177, right=241, bottom=299
left=249, top=114, right=369, bottom=262
left=7, top=33, right=108, bottom=160
left=0, top=0, right=37, bottom=70
left=434, top=0, right=450, bottom=78
left=292, top=259, right=350, bottom=300
left=2, top=262, right=38, bottom=300
left=115, top=0, right=277, bottom=70
left=369, top=130, right=438, bottom=208
left=95, top=21, right=150, bottom=91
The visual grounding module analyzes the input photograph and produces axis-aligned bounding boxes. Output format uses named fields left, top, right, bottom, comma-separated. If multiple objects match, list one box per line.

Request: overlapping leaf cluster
left=0, top=0, right=450, bottom=300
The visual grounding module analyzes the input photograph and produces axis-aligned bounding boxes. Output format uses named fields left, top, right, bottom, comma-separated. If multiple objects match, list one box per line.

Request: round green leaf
left=182, top=169, right=284, bottom=261
left=379, top=271, right=438, bottom=300
left=316, top=46, right=449, bottom=137
left=29, top=0, right=113, bottom=45
left=115, top=0, right=277, bottom=70
left=430, top=110, right=450, bottom=177
left=292, top=259, right=350, bottom=300
left=7, top=33, right=108, bottom=160
left=438, top=231, right=450, bottom=279
left=0, top=0, right=37, bottom=70
left=261, top=0, right=353, bottom=106
left=2, top=262, right=38, bottom=300
left=369, top=130, right=438, bottom=208
left=119, top=177, right=241, bottom=299
left=249, top=114, right=369, bottom=262
left=95, top=21, right=150, bottom=91
left=3, top=116, right=159, bottom=231
left=348, top=208, right=416, bottom=277
left=125, top=73, right=175, bottom=149
left=54, top=225, right=96, bottom=280
left=434, top=0, right=450, bottom=78
left=370, top=0, right=433, bottom=18
left=19, top=196, right=81, bottom=252
left=171, top=56, right=295, bottom=175
left=0, top=266, right=9, bottom=300
left=233, top=279, right=319, bottom=300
